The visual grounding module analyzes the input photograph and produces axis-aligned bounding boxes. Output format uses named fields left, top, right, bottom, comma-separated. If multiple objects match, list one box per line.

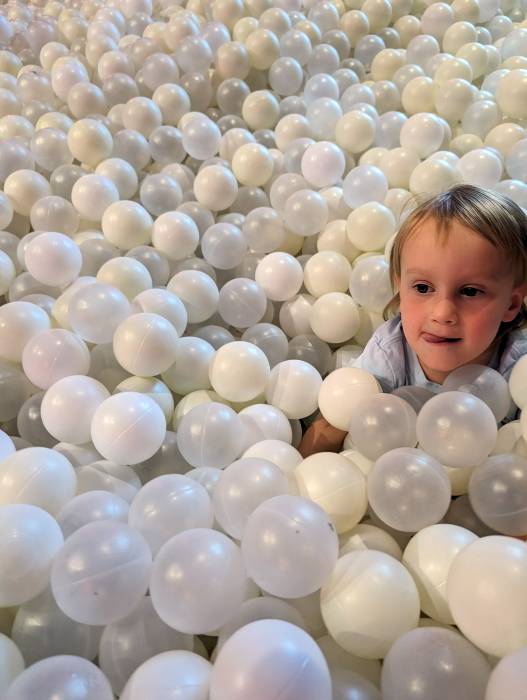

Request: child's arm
left=298, top=414, right=347, bottom=458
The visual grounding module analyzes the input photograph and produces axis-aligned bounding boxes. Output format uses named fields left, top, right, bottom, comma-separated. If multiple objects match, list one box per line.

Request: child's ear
left=503, top=282, right=527, bottom=322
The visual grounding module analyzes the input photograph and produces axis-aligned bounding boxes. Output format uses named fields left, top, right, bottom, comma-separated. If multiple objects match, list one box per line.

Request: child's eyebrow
left=403, top=267, right=505, bottom=282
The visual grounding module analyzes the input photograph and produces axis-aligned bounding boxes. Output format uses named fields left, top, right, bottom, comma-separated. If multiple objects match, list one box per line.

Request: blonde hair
left=384, top=184, right=527, bottom=339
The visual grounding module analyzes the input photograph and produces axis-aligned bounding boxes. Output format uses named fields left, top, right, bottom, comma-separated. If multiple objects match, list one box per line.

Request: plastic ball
left=266, top=359, right=322, bottom=419
left=51, top=521, right=151, bottom=626
left=167, top=270, right=219, bottom=323
left=343, top=165, right=388, bottom=209
left=210, top=620, right=331, bottom=700
left=218, top=278, right=267, bottom=328
left=129, top=474, right=213, bottom=556
left=442, top=363, right=511, bottom=422
left=255, top=252, right=303, bottom=302
left=242, top=494, right=338, bottom=598
left=468, top=453, right=527, bottom=535
left=381, top=627, right=490, bottom=700
left=486, top=647, right=527, bottom=700
left=151, top=528, right=248, bottom=634
left=4, top=655, right=113, bottom=700
left=193, top=164, right=238, bottom=212
left=416, top=391, right=497, bottom=468
left=209, top=340, right=270, bottom=402
left=0, top=503, right=64, bottom=607
left=115, top=649, right=209, bottom=699
left=90, top=392, right=166, bottom=465
left=402, top=524, right=478, bottom=624
left=41, top=375, right=109, bottom=445
left=57, top=491, right=129, bottom=539
left=161, top=336, right=215, bottom=396
left=71, top=173, right=119, bottom=221
left=24, top=232, right=82, bottom=287
left=447, top=536, right=527, bottom=657
left=349, top=255, right=393, bottom=313
left=75, top=461, right=141, bottom=504
left=152, top=211, right=199, bottom=262
left=22, top=328, right=90, bottom=390
left=112, top=312, right=179, bottom=377
left=4, top=168, right=52, bottom=216
left=69, top=282, right=131, bottom=344
left=101, top=200, right=152, bottom=251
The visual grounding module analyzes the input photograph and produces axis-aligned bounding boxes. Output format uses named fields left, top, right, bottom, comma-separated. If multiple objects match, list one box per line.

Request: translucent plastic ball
left=442, top=364, right=511, bottom=423
left=0, top=250, right=15, bottom=296
left=254, top=252, right=303, bottom=301
left=0, top=447, right=76, bottom=516
left=120, top=650, right=211, bottom=700
left=339, top=522, right=403, bottom=561
left=295, top=452, right=367, bottom=533
left=510, top=354, right=527, bottom=410
left=0, top=300, right=51, bottom=363
left=71, top=173, right=120, bottom=221
left=133, top=288, right=187, bottom=337
left=201, top=222, right=247, bottom=270
left=381, top=626, right=490, bottom=700
left=57, top=490, right=129, bottom=539
left=0, top=632, right=24, bottom=694
left=242, top=494, right=338, bottom=598
left=342, top=165, right=388, bottom=208
left=22, top=328, right=90, bottom=390
left=402, top=524, right=478, bottom=625
left=210, top=620, right=331, bottom=700
left=468, top=453, right=527, bottom=536
left=0, top=503, right=63, bottom=607
left=75, top=461, right=140, bottom=505
left=218, top=278, right=267, bottom=328
left=150, top=528, right=248, bottom=634
left=283, top=188, right=329, bottom=237
left=349, top=255, right=393, bottom=313
left=128, top=474, right=213, bottom=556
left=416, top=391, right=497, bottom=468
left=300, top=141, right=345, bottom=188
left=213, top=457, right=289, bottom=539
left=4, top=655, right=113, bottom=700
left=68, top=282, right=130, bottom=344
left=41, top=375, right=110, bottom=445
left=152, top=211, right=199, bottom=262
left=367, top=447, right=451, bottom=532
left=51, top=520, right=151, bottom=626
left=346, top=202, right=396, bottom=252
left=29, top=196, right=79, bottom=237
left=24, top=232, right=82, bottom=287
left=266, top=359, right=322, bottom=419
left=486, top=647, right=527, bottom=700
left=447, top=536, right=527, bottom=657
left=409, top=158, right=460, bottom=196
left=232, top=142, right=274, bottom=187
left=242, top=206, right=285, bottom=253
left=95, top=157, right=138, bottom=199
left=241, top=324, right=289, bottom=369
left=209, top=340, right=270, bottom=402
left=176, top=402, right=244, bottom=469
left=348, top=394, right=417, bottom=460
left=318, top=367, right=382, bottom=431
left=90, top=392, right=166, bottom=465
left=101, top=200, right=152, bottom=250
left=321, top=550, right=420, bottom=659
left=167, top=270, right=219, bottom=324
left=161, top=336, right=215, bottom=396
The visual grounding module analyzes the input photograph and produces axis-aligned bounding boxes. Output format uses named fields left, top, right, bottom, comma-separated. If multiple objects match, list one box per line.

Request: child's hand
left=298, top=414, right=347, bottom=458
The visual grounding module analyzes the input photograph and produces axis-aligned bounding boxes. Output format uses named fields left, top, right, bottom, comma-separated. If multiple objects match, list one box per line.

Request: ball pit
left=0, top=0, right=527, bottom=696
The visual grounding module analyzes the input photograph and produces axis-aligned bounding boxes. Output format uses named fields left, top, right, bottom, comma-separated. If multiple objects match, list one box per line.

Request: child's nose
left=431, top=297, right=458, bottom=324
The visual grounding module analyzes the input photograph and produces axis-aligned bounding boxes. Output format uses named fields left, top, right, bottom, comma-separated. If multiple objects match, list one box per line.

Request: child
left=299, top=184, right=527, bottom=457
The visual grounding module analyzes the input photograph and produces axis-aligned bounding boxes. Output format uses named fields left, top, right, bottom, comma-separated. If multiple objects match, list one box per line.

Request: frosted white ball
left=266, top=359, right=322, bottom=419
left=133, top=288, right=187, bottom=337
left=71, top=174, right=119, bottom=221
left=41, top=375, right=110, bottom=445
left=22, top=328, right=90, bottom=390
left=101, top=200, right=152, bottom=250
left=457, top=148, right=503, bottom=187
left=95, top=158, right=138, bottom=199
left=91, top=392, right=166, bottom=465
left=0, top=447, right=76, bottom=516
left=321, top=550, right=420, bottom=659
left=210, top=341, right=270, bottom=402
left=310, top=292, right=360, bottom=344
left=121, top=651, right=211, bottom=700
left=152, top=211, right=199, bottom=262
left=167, top=270, right=219, bottom=323
left=301, top=141, right=345, bottom=188
left=113, top=312, right=179, bottom=377
left=232, top=143, right=274, bottom=187
left=318, top=367, right=381, bottom=431
left=68, top=282, right=131, bottom=344
left=210, top=620, right=331, bottom=700
left=0, top=250, right=15, bottom=295
left=0, top=300, right=51, bottom=363
left=193, top=164, right=238, bottom=211
left=4, top=169, right=51, bottom=216
left=67, top=118, right=113, bottom=168
left=255, top=252, right=303, bottom=301
left=25, top=232, right=82, bottom=287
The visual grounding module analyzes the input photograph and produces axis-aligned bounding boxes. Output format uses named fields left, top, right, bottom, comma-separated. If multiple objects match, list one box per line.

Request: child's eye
left=413, top=283, right=431, bottom=294
left=461, top=287, right=483, bottom=297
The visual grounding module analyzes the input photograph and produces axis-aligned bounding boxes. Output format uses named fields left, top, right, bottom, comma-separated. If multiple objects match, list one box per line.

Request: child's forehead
left=401, top=216, right=510, bottom=278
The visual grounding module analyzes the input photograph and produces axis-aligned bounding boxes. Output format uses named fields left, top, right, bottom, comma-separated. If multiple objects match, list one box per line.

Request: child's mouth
left=422, top=333, right=461, bottom=344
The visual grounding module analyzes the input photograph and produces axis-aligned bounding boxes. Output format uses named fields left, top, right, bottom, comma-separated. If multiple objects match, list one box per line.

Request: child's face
left=397, top=217, right=527, bottom=384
